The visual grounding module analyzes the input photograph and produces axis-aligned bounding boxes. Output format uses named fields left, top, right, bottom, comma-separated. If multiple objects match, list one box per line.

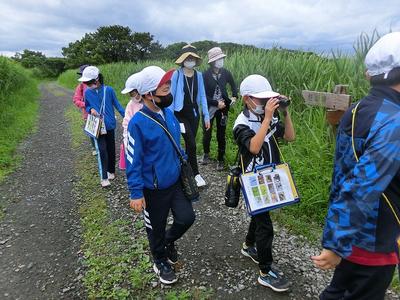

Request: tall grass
left=0, top=57, right=39, bottom=181
left=57, top=38, right=374, bottom=235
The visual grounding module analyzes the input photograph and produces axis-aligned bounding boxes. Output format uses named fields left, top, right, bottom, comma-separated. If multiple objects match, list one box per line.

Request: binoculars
left=278, top=96, right=291, bottom=108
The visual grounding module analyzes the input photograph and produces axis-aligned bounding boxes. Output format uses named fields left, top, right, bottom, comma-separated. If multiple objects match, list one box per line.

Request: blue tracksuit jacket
left=126, top=105, right=185, bottom=199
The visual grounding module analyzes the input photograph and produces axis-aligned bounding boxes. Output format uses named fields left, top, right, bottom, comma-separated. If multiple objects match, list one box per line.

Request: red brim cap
left=158, top=69, right=175, bottom=88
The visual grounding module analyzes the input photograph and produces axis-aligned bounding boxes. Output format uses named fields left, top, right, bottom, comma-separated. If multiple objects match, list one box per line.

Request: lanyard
left=184, top=75, right=194, bottom=103
left=96, top=86, right=107, bottom=116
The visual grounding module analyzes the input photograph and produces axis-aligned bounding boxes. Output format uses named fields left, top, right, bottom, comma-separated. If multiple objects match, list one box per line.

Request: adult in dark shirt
left=202, top=47, right=238, bottom=170
left=170, top=44, right=210, bottom=187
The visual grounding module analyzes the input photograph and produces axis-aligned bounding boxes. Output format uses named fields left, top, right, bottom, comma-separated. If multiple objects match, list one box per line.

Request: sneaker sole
left=167, top=258, right=178, bottom=265
left=153, top=264, right=178, bottom=285
left=241, top=249, right=259, bottom=264
left=257, top=277, right=289, bottom=292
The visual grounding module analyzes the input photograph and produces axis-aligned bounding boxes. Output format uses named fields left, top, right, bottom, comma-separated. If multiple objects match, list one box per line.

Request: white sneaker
left=101, top=179, right=111, bottom=187
left=92, top=150, right=97, bottom=156
left=194, top=174, right=206, bottom=187
left=107, top=172, right=115, bottom=180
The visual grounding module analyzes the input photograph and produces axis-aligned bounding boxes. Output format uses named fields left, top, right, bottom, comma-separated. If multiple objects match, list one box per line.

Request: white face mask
left=184, top=60, right=196, bottom=69
left=250, top=98, right=265, bottom=115
left=214, top=59, right=224, bottom=69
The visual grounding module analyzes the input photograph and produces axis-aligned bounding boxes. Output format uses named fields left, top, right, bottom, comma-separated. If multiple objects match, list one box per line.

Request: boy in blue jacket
left=126, top=66, right=195, bottom=285
left=312, top=32, right=400, bottom=300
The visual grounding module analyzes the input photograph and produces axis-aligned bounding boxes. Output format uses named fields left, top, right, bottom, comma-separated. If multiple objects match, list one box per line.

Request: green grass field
left=0, top=57, right=39, bottom=182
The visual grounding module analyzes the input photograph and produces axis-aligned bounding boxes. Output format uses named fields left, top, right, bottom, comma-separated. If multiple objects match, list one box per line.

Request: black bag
left=138, top=111, right=200, bottom=201
left=224, top=166, right=242, bottom=207
left=224, top=150, right=245, bottom=207
left=179, top=159, right=200, bottom=201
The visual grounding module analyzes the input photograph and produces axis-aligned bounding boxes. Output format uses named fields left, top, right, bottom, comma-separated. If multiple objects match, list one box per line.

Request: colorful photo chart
left=259, top=166, right=296, bottom=206
left=241, top=163, right=299, bottom=214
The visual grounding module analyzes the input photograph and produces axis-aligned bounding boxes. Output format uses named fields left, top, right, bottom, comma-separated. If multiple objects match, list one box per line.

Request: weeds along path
left=0, top=83, right=83, bottom=299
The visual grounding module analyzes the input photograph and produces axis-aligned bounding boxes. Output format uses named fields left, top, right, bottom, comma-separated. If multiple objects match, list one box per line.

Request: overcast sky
left=0, top=0, right=399, bottom=57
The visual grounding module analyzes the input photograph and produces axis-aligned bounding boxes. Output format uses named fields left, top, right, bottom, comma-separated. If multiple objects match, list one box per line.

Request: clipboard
left=240, top=162, right=300, bottom=215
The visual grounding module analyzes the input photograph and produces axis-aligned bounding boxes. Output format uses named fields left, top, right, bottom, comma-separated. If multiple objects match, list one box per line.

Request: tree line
left=12, top=25, right=256, bottom=78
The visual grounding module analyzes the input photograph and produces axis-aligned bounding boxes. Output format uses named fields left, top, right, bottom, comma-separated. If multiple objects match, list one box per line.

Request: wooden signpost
left=302, top=85, right=352, bottom=126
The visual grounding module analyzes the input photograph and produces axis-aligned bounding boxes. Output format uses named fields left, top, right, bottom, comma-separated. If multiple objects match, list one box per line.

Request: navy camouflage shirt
left=322, top=86, right=400, bottom=258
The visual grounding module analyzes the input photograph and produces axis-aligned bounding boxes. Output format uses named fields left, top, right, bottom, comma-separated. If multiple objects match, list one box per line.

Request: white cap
left=121, top=72, right=142, bottom=94
left=240, top=74, right=279, bottom=98
left=365, top=32, right=400, bottom=77
left=137, top=66, right=166, bottom=95
left=78, top=66, right=99, bottom=82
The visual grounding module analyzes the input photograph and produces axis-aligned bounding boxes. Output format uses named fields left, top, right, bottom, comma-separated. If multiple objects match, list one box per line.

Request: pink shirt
left=73, top=83, right=88, bottom=119
left=123, top=99, right=143, bottom=148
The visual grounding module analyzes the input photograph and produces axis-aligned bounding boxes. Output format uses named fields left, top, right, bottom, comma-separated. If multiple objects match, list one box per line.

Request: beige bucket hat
left=175, top=44, right=202, bottom=66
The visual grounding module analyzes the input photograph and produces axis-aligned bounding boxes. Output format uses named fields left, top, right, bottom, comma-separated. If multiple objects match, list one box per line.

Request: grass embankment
left=0, top=56, right=39, bottom=182
left=66, top=106, right=211, bottom=299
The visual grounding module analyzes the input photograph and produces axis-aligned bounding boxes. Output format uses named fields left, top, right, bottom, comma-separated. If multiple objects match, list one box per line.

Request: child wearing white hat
left=121, top=72, right=143, bottom=150
left=312, top=32, right=400, bottom=299
left=126, top=66, right=196, bottom=285
left=80, top=66, right=125, bottom=187
left=233, top=74, right=295, bottom=292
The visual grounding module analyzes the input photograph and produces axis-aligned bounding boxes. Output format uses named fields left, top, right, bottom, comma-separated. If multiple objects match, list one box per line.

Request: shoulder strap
left=100, top=86, right=107, bottom=115
left=351, top=102, right=400, bottom=226
left=272, top=135, right=285, bottom=163
left=138, top=110, right=183, bottom=161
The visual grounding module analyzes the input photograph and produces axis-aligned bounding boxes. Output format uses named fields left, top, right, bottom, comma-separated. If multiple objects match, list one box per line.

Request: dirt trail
left=0, top=83, right=83, bottom=299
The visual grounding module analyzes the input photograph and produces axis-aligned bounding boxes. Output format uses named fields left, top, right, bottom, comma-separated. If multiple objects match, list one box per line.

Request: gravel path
left=108, top=144, right=399, bottom=299
left=0, top=83, right=83, bottom=299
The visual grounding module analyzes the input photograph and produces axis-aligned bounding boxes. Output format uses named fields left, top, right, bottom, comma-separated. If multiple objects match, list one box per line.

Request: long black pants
left=202, top=110, right=227, bottom=162
left=175, top=113, right=200, bottom=175
left=143, top=180, right=196, bottom=264
left=245, top=211, right=274, bottom=273
left=320, top=259, right=396, bottom=300
left=95, top=129, right=115, bottom=180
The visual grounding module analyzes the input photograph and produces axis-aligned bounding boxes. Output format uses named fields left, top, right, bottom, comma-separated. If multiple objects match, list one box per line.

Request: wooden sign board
left=302, top=90, right=351, bottom=111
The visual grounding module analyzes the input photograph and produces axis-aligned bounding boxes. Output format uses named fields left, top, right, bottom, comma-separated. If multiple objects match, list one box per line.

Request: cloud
left=1, top=0, right=399, bottom=57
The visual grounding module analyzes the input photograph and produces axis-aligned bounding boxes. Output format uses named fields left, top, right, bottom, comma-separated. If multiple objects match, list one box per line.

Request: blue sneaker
left=153, top=261, right=177, bottom=285
left=241, top=242, right=259, bottom=264
left=258, top=269, right=290, bottom=292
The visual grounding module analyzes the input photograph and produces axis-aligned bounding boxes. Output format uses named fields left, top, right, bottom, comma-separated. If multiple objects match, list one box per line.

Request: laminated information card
left=240, top=163, right=300, bottom=215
